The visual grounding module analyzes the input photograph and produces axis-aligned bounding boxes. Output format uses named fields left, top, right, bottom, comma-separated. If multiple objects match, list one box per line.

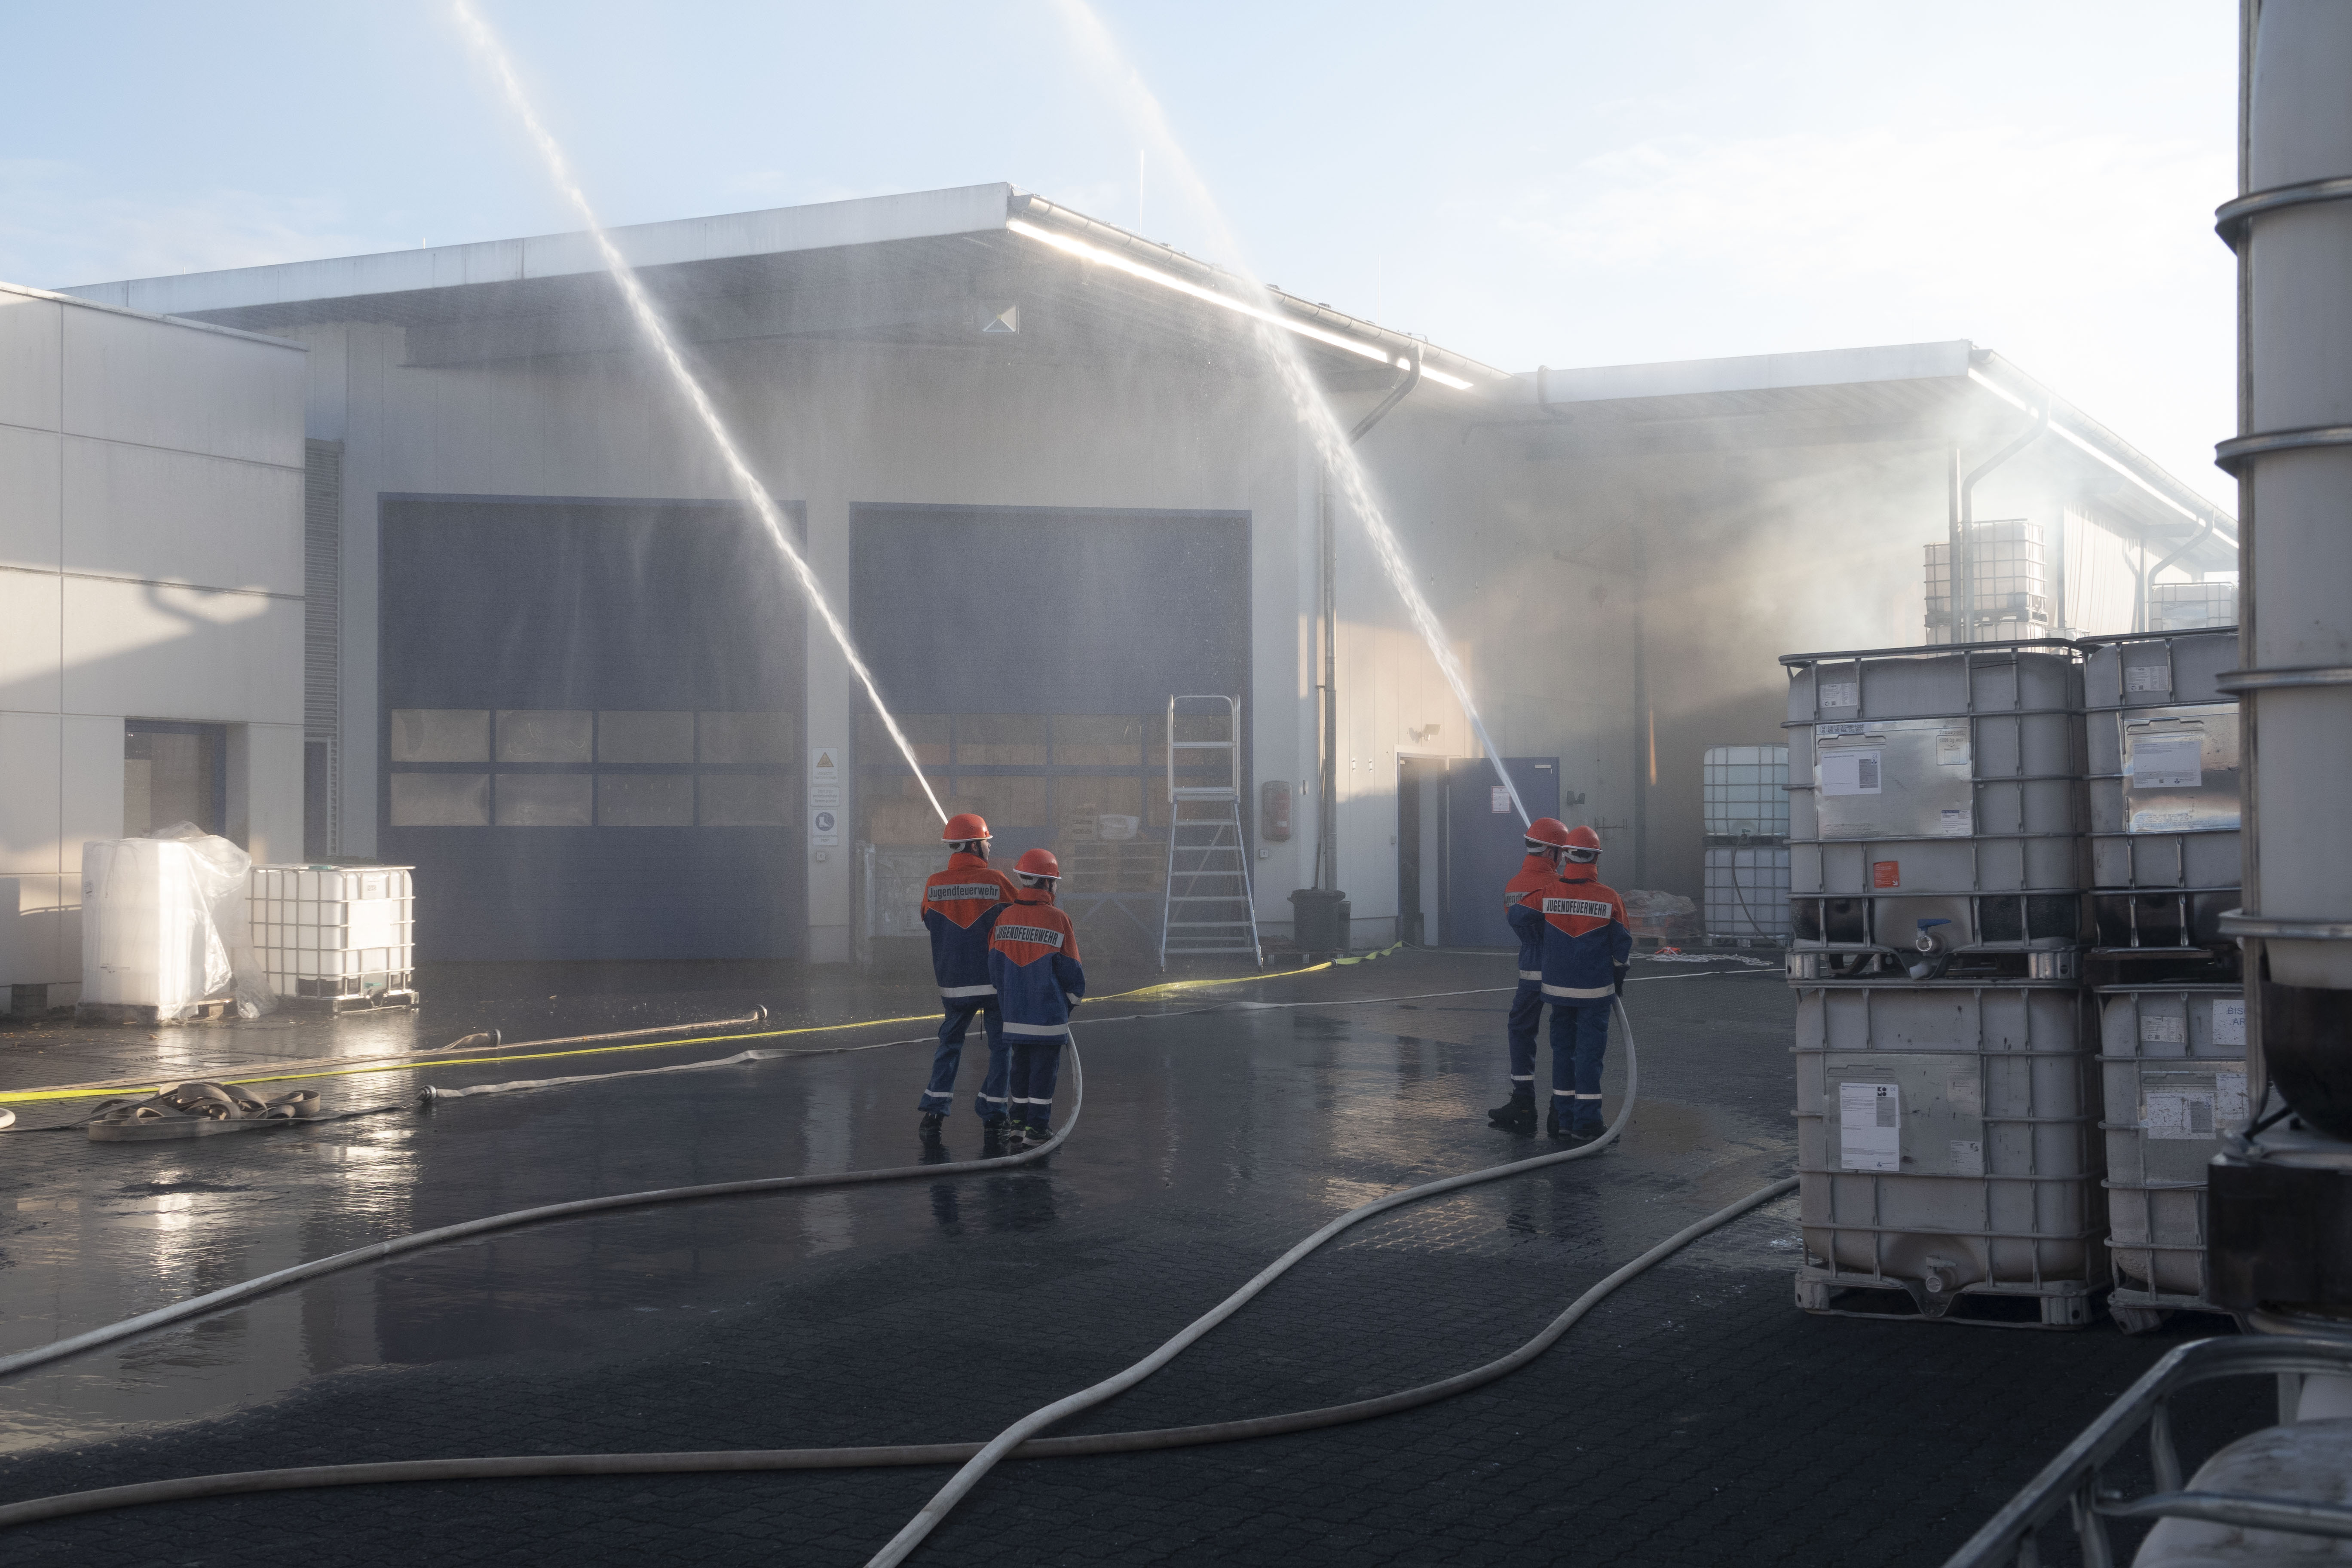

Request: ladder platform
left=1161, top=694, right=1262, bottom=971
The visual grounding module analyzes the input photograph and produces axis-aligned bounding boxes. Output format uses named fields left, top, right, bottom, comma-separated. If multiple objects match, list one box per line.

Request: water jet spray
left=1046, top=0, right=1533, bottom=829
left=448, top=0, right=946, bottom=825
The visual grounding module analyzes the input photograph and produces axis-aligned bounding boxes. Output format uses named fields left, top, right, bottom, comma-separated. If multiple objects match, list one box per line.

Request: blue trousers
left=1505, top=977, right=1544, bottom=1089
left=919, top=998, right=1007, bottom=1119
left=1007, top=1036, right=1065, bottom=1131
left=1549, top=1000, right=1612, bottom=1134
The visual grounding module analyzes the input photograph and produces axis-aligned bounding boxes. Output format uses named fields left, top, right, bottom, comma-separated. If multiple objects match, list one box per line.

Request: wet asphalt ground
left=0, top=948, right=2263, bottom=1565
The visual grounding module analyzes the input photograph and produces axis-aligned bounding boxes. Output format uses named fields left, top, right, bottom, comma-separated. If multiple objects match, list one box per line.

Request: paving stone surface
left=0, top=951, right=2259, bottom=1565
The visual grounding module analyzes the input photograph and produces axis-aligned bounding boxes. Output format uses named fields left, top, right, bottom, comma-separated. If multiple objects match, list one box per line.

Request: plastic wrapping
left=80, top=824, right=275, bottom=1019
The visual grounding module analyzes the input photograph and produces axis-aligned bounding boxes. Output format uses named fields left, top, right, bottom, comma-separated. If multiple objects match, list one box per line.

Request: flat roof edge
left=0, top=278, right=306, bottom=350
left=1532, top=340, right=1975, bottom=404
left=61, top=183, right=1017, bottom=320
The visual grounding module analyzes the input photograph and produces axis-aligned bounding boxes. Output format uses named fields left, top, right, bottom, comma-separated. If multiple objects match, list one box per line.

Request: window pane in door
left=597, top=711, right=694, bottom=764
left=598, top=774, right=694, bottom=826
left=390, top=772, right=491, bottom=827
left=495, top=773, right=593, bottom=827
left=390, top=709, right=490, bottom=763
left=496, top=710, right=593, bottom=764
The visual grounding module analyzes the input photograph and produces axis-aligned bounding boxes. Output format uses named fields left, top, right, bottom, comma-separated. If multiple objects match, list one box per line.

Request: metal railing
left=1943, top=1335, right=2352, bottom=1567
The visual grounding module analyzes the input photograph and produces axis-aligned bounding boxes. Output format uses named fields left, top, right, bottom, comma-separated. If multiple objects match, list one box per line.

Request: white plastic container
left=82, top=833, right=272, bottom=1019
left=2080, top=632, right=2242, bottom=950
left=1702, top=745, right=1788, bottom=839
left=1792, top=983, right=2105, bottom=1323
left=1704, top=844, right=1789, bottom=940
left=248, top=865, right=416, bottom=1005
left=2098, top=984, right=2247, bottom=1310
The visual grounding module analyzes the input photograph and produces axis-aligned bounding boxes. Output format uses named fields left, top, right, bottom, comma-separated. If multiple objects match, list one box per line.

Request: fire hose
left=0, top=993, right=1796, bottom=1564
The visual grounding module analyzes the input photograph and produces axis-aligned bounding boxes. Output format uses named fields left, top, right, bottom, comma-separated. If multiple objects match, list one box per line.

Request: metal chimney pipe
left=2214, top=0, right=2352, bottom=1134
left=2208, top=0, right=2352, bottom=1331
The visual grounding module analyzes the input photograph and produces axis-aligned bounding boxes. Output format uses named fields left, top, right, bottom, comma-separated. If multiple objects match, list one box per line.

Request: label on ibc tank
left=1819, top=681, right=1860, bottom=709
left=2139, top=1013, right=2187, bottom=1046
left=2129, top=736, right=2203, bottom=789
left=2125, top=664, right=2173, bottom=694
left=1872, top=861, right=1900, bottom=888
left=1819, top=750, right=1881, bottom=796
left=2212, top=998, right=2248, bottom=1046
left=1939, top=809, right=1972, bottom=836
left=1818, top=723, right=1869, bottom=737
left=1838, top=1081, right=1901, bottom=1171
left=2217, top=1069, right=2249, bottom=1123
left=1949, top=1139, right=1984, bottom=1177
left=2144, top=1089, right=2217, bottom=1139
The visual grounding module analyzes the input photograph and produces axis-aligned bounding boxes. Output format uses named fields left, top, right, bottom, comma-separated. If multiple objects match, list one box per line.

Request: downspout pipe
left=1349, top=345, right=1422, bottom=444
left=1955, top=401, right=2050, bottom=640
left=1314, top=346, right=1424, bottom=892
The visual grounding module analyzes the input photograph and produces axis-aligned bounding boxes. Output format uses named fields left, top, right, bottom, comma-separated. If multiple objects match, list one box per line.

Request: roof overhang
left=60, top=182, right=1504, bottom=397
left=1482, top=339, right=2233, bottom=563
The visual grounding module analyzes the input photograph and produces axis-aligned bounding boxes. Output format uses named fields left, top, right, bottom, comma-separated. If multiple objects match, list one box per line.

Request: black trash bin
left=1288, top=888, right=1351, bottom=954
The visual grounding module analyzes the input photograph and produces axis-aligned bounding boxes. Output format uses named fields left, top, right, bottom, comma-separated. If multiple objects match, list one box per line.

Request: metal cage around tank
left=1783, top=639, right=2089, bottom=976
left=2078, top=629, right=2243, bottom=962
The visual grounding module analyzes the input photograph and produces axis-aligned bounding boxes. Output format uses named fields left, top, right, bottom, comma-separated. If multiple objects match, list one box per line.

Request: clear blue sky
left=0, top=1, right=2236, bottom=506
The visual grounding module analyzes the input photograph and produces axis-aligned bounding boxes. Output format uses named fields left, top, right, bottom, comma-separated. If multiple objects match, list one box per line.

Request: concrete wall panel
left=60, top=579, right=300, bottom=724
left=61, top=437, right=303, bottom=594
left=0, top=711, right=62, bottom=874
left=0, top=291, right=62, bottom=432
left=61, top=306, right=304, bottom=468
left=0, top=424, right=61, bottom=571
left=0, top=874, right=68, bottom=989
left=0, top=570, right=63, bottom=713
left=61, top=714, right=126, bottom=865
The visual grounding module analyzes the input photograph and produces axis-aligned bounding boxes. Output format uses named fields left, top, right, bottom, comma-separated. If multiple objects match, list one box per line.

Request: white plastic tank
left=2098, top=984, right=2246, bottom=1312
left=81, top=832, right=271, bottom=1018
left=248, top=865, right=416, bottom=1004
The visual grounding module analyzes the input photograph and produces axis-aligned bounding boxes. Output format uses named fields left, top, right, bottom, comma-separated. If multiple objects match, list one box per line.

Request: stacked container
left=248, top=864, right=417, bottom=1009
left=1784, top=641, right=2103, bottom=1326
left=1925, top=521, right=2055, bottom=644
left=1701, top=744, right=1789, bottom=944
left=2080, top=629, right=2243, bottom=1327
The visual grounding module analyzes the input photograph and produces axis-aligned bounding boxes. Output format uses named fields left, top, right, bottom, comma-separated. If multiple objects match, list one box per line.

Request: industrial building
left=3, top=183, right=2233, bottom=988
left=0, top=282, right=308, bottom=1012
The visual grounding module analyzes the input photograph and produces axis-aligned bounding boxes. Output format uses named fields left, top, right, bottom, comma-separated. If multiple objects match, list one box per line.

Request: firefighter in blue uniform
left=988, top=847, right=1086, bottom=1148
left=917, top=812, right=1020, bottom=1136
left=1489, top=817, right=1577, bottom=1132
left=1524, top=825, right=1632, bottom=1141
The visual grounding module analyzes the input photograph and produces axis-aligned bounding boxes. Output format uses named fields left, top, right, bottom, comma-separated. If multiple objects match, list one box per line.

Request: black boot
left=1546, top=1101, right=1570, bottom=1139
left=1488, top=1088, right=1536, bottom=1132
left=919, top=1111, right=945, bottom=1139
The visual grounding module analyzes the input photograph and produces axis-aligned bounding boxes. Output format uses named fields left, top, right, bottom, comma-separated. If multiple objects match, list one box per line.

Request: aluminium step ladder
left=1159, top=695, right=1264, bottom=969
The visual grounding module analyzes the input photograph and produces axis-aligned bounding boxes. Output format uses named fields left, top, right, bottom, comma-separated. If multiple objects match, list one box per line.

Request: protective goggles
left=1563, top=846, right=1602, bottom=864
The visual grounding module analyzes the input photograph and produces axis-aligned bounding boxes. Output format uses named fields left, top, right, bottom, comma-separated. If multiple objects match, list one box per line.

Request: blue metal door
left=1443, top=757, right=1560, bottom=947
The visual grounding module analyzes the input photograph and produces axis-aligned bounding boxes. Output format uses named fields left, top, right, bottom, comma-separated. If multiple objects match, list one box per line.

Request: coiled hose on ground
left=0, top=992, right=1797, bottom=1562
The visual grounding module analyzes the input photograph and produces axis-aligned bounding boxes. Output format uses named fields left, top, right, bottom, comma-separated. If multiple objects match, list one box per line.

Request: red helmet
left=1523, top=817, right=1572, bottom=851
left=1563, top=824, right=1603, bottom=863
left=1014, top=847, right=1061, bottom=882
left=941, top=812, right=991, bottom=845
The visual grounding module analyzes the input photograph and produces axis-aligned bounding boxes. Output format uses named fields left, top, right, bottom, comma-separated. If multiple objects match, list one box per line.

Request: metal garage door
left=379, top=497, right=807, bottom=962
left=849, top=505, right=1251, bottom=942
